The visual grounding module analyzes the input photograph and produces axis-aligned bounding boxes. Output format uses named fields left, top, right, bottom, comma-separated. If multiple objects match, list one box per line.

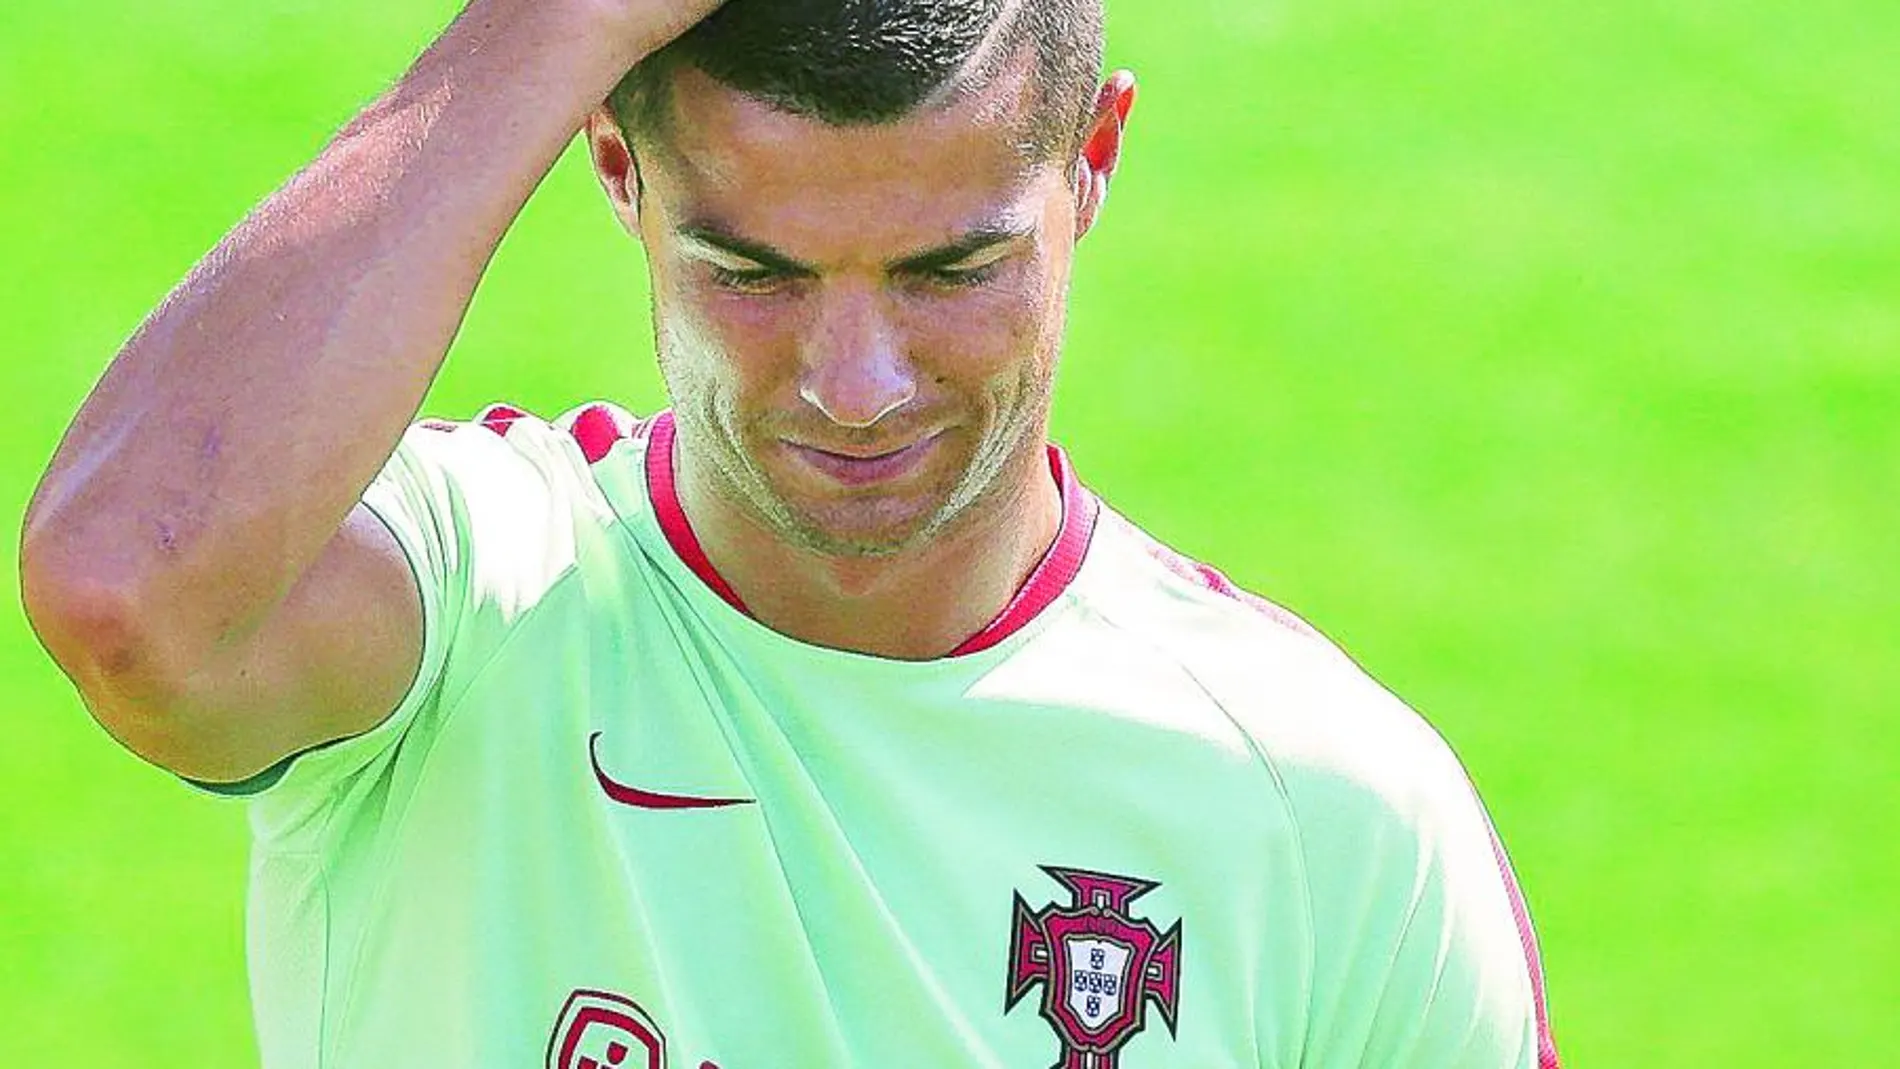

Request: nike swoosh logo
left=589, top=731, right=754, bottom=811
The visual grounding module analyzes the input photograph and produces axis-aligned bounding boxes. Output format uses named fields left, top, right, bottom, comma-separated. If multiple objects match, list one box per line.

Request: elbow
left=19, top=545, right=199, bottom=770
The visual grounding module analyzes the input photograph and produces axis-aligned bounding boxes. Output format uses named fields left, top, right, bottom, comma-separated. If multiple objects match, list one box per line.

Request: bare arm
left=20, top=0, right=717, bottom=783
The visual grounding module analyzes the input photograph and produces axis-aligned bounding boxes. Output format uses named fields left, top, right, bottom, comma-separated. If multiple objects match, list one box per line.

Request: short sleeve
left=193, top=415, right=593, bottom=839
left=1287, top=689, right=1556, bottom=1068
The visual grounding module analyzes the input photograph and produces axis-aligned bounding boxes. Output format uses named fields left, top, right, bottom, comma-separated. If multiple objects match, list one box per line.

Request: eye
left=917, top=262, right=1003, bottom=290
left=708, top=264, right=793, bottom=295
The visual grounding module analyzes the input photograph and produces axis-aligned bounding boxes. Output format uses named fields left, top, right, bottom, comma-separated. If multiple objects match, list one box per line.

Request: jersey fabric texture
left=217, top=403, right=1560, bottom=1069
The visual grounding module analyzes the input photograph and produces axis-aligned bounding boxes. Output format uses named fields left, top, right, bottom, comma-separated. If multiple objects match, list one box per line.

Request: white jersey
left=213, top=404, right=1559, bottom=1069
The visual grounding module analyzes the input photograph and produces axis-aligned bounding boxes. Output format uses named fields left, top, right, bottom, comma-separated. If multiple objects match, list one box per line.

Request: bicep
left=174, top=503, right=426, bottom=786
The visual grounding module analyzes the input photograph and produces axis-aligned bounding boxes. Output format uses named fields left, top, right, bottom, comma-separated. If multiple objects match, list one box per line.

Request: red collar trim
left=644, top=411, right=1097, bottom=659
left=946, top=442, right=1098, bottom=656
left=645, top=412, right=750, bottom=616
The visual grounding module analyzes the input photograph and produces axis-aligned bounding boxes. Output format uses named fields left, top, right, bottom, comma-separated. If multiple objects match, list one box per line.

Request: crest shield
left=1060, top=935, right=1133, bottom=1034
left=546, top=989, right=665, bottom=1069
left=1006, top=867, right=1183, bottom=1069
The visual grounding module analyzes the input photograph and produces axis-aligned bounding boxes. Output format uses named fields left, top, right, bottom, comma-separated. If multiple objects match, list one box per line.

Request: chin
left=742, top=445, right=970, bottom=559
left=777, top=494, right=946, bottom=559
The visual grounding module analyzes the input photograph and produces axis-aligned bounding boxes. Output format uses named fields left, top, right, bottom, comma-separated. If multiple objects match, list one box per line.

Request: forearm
left=22, top=0, right=657, bottom=676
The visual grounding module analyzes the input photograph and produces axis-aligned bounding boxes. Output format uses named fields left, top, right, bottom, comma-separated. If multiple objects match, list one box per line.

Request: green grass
left=3, top=0, right=1895, bottom=1063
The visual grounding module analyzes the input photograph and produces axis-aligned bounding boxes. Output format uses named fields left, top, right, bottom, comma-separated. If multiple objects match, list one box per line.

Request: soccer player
left=22, top=0, right=1560, bottom=1065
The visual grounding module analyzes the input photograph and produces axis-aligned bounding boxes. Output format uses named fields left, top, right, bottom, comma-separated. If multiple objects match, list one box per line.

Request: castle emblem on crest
left=1006, top=866, right=1183, bottom=1069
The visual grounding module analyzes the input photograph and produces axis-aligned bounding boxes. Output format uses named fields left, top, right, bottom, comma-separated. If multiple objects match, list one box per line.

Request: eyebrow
left=676, top=220, right=1034, bottom=276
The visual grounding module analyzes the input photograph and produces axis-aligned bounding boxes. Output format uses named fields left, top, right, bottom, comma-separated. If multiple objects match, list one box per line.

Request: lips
left=786, top=432, right=942, bottom=487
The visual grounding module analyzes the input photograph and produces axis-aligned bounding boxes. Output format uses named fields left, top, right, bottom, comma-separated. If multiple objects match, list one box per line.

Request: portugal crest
left=1006, top=867, right=1183, bottom=1069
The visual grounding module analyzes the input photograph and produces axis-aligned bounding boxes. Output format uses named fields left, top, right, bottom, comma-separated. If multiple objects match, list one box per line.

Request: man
left=22, top=0, right=1560, bottom=1065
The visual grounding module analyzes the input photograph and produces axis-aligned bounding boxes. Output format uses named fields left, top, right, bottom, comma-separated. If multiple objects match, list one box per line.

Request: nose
left=797, top=285, right=917, bottom=429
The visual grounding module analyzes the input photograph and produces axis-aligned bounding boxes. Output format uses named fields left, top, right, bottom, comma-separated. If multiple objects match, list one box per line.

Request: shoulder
left=1074, top=504, right=1346, bottom=684
left=1078, top=505, right=1332, bottom=654
left=387, top=400, right=649, bottom=521
left=1077, top=506, right=1478, bottom=831
left=1074, top=507, right=1547, bottom=1061
left=370, top=401, right=652, bottom=612
left=404, top=400, right=644, bottom=476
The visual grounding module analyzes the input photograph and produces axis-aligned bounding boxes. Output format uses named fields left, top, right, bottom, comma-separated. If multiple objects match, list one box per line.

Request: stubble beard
left=677, top=370, right=1052, bottom=563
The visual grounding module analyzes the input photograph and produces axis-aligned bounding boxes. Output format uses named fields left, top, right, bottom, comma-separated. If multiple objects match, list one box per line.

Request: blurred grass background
left=2, top=0, right=1895, bottom=1063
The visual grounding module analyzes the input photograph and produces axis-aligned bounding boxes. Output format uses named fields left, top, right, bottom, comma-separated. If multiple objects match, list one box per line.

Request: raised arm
left=19, top=0, right=720, bottom=784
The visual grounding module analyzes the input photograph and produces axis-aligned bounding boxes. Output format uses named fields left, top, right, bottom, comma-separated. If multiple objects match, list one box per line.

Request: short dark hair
left=610, top=0, right=1106, bottom=165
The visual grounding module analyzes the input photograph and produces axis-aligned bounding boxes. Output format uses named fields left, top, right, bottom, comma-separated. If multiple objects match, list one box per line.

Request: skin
left=21, top=0, right=1132, bottom=781
left=19, top=0, right=730, bottom=781
left=586, top=61, right=1138, bottom=659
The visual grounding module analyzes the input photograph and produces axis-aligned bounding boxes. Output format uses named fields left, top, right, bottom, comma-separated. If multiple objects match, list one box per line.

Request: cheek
left=917, top=268, right=1062, bottom=384
left=656, top=280, right=795, bottom=395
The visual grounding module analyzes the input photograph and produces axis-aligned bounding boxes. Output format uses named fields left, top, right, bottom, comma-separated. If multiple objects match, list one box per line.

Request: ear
left=586, top=107, right=643, bottom=238
left=1075, top=70, right=1137, bottom=240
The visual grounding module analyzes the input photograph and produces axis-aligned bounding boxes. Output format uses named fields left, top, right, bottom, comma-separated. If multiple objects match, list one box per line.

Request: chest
left=333, top=592, right=1308, bottom=1067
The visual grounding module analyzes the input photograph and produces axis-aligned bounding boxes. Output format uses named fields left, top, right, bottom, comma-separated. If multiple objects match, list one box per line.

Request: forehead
left=639, top=63, right=1064, bottom=260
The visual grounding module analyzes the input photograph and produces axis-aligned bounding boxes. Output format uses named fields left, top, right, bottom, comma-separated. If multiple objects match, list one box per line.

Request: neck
left=673, top=438, right=1065, bottom=661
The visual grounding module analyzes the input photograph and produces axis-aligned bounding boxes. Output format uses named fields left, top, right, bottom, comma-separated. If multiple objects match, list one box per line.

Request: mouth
left=784, top=432, right=944, bottom=488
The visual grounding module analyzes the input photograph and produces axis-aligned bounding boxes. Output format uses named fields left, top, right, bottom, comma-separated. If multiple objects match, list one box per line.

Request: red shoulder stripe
left=430, top=402, right=641, bottom=466
left=566, top=403, right=637, bottom=465
left=477, top=403, right=529, bottom=437
left=1112, top=513, right=1321, bottom=640
left=1486, top=822, right=1562, bottom=1066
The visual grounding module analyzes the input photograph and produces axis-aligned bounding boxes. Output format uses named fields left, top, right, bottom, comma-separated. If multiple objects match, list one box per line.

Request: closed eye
left=914, top=262, right=1004, bottom=289
left=708, top=264, right=797, bottom=295
left=711, top=262, right=1003, bottom=295
left=903, top=244, right=1017, bottom=291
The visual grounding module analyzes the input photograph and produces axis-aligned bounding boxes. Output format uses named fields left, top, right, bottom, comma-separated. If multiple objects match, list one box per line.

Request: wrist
left=468, top=0, right=696, bottom=73
left=442, top=0, right=652, bottom=88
